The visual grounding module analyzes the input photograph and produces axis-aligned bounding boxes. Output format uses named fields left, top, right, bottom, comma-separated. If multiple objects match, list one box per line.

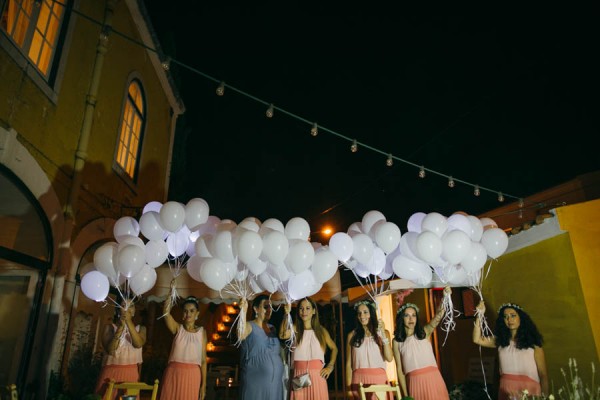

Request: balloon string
left=440, top=292, right=459, bottom=346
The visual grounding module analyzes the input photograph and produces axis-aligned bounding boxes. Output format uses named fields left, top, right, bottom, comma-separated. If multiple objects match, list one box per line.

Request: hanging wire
left=59, top=2, right=522, bottom=203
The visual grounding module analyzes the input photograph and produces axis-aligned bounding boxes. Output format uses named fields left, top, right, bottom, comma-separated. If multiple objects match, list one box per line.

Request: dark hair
left=252, top=294, right=270, bottom=316
left=495, top=304, right=543, bottom=349
left=394, top=305, right=425, bottom=342
left=351, top=301, right=383, bottom=348
left=182, top=296, right=199, bottom=310
left=296, top=297, right=326, bottom=349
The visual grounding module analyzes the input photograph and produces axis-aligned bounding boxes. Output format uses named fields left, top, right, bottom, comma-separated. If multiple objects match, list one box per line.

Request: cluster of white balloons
left=391, top=211, right=509, bottom=286
left=328, top=210, right=402, bottom=282
left=80, top=198, right=211, bottom=302
left=187, top=215, right=339, bottom=302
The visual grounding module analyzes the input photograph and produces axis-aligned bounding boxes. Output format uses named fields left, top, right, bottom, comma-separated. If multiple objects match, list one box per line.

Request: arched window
left=114, top=79, right=146, bottom=182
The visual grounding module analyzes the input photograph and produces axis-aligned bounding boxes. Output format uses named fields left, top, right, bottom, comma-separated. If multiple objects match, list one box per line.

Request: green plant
left=556, top=358, right=599, bottom=400
left=448, top=380, right=490, bottom=400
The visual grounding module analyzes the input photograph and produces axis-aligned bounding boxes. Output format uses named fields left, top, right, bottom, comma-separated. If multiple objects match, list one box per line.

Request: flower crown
left=183, top=296, right=199, bottom=306
left=497, top=302, right=522, bottom=313
left=397, top=302, right=420, bottom=315
left=354, top=299, right=375, bottom=310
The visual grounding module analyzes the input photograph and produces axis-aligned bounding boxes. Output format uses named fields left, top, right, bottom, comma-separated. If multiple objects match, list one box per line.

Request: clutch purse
left=291, top=372, right=312, bottom=391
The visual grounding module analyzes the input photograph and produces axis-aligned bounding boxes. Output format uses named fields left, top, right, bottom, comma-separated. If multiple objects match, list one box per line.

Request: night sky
left=145, top=6, right=599, bottom=244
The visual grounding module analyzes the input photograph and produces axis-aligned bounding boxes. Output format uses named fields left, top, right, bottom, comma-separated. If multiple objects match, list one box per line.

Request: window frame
left=113, top=76, right=147, bottom=186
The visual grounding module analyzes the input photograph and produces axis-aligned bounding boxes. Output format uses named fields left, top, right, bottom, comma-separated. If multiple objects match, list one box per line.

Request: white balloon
left=268, top=262, right=291, bottom=283
left=311, top=249, right=339, bottom=284
left=366, top=247, right=386, bottom=275
left=467, top=215, right=484, bottom=242
left=480, top=217, right=498, bottom=231
left=351, top=233, right=374, bottom=265
left=392, top=255, right=429, bottom=282
left=196, top=216, right=221, bottom=237
left=481, top=228, right=509, bottom=259
left=139, top=211, right=165, bottom=241
left=407, top=212, right=426, bottom=233
left=113, top=217, right=140, bottom=242
left=166, top=228, right=190, bottom=258
left=284, top=217, right=310, bottom=241
left=285, top=240, right=315, bottom=274
left=129, top=265, right=157, bottom=296
left=118, top=235, right=145, bottom=249
left=261, top=230, right=289, bottom=265
left=184, top=198, right=209, bottom=231
left=213, top=230, right=234, bottom=262
left=195, top=234, right=213, bottom=258
left=186, top=255, right=204, bottom=282
left=361, top=210, right=386, bottom=235
left=460, top=242, right=488, bottom=273
left=159, top=201, right=186, bottom=233
left=116, top=244, right=145, bottom=278
left=446, top=265, right=469, bottom=285
left=258, top=271, right=280, bottom=293
left=288, top=270, right=316, bottom=300
left=239, top=217, right=261, bottom=232
left=93, top=242, right=119, bottom=284
left=142, top=201, right=162, bottom=214
left=199, top=257, right=228, bottom=291
left=237, top=230, right=263, bottom=265
left=81, top=271, right=109, bottom=302
left=447, top=213, right=472, bottom=235
left=421, top=212, right=448, bottom=237
left=145, top=239, right=168, bottom=268
left=399, top=232, right=422, bottom=262
left=328, top=232, right=354, bottom=263
left=347, top=222, right=363, bottom=237
left=373, top=222, right=402, bottom=254
left=414, top=264, right=433, bottom=286
left=260, top=218, right=285, bottom=234
left=416, top=231, right=443, bottom=264
left=353, top=262, right=371, bottom=278
left=441, top=230, right=472, bottom=265
left=247, top=258, right=267, bottom=275
left=217, top=219, right=237, bottom=232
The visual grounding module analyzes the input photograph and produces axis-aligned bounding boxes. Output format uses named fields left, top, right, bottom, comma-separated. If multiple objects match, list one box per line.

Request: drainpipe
left=48, top=0, right=118, bottom=378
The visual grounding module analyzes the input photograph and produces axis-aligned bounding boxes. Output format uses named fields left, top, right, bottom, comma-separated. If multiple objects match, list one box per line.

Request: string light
left=498, top=192, right=504, bottom=202
left=65, top=6, right=523, bottom=204
left=161, top=57, right=171, bottom=71
left=448, top=176, right=455, bottom=188
left=216, top=81, right=225, bottom=96
left=518, top=198, right=524, bottom=208
left=386, top=154, right=393, bottom=167
left=474, top=185, right=480, bottom=196
left=310, top=123, right=318, bottom=137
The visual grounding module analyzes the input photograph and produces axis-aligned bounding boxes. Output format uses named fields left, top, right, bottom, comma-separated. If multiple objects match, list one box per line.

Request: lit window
left=1, top=0, right=67, bottom=78
left=115, top=80, right=145, bottom=181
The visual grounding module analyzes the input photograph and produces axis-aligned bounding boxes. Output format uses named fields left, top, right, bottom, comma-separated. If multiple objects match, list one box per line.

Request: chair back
left=103, top=379, right=159, bottom=400
left=358, top=382, right=402, bottom=400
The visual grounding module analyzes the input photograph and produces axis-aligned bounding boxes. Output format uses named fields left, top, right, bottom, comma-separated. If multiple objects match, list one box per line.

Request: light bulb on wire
left=418, top=166, right=426, bottom=178
left=518, top=198, right=524, bottom=208
left=474, top=185, right=480, bottom=197
left=386, top=154, right=393, bottom=167
left=266, top=104, right=274, bottom=118
left=216, top=81, right=225, bottom=96
left=498, top=192, right=504, bottom=202
left=310, top=123, right=318, bottom=136
left=350, top=139, right=358, bottom=153
left=448, top=176, right=455, bottom=188
left=161, top=57, right=171, bottom=71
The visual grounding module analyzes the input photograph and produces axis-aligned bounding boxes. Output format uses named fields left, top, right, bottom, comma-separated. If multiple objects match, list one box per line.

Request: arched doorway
left=0, top=165, right=53, bottom=393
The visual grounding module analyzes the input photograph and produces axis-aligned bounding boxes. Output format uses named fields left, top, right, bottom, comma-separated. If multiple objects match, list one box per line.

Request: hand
left=284, top=303, right=291, bottom=314
left=377, top=319, right=386, bottom=333
left=476, top=300, right=486, bottom=313
left=443, top=286, right=452, bottom=296
left=320, top=364, right=333, bottom=379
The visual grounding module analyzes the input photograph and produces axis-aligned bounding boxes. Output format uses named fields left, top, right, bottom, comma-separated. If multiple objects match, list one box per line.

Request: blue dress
left=239, top=321, right=284, bottom=400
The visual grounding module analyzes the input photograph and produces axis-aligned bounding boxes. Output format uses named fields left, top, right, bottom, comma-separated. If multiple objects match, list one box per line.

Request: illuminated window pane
left=115, top=81, right=145, bottom=181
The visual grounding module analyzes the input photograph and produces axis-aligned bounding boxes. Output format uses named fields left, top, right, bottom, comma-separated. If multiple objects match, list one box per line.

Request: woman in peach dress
left=280, top=297, right=338, bottom=399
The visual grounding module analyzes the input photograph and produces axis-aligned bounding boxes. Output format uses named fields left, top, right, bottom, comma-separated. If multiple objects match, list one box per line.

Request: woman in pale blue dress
left=239, top=293, right=284, bottom=400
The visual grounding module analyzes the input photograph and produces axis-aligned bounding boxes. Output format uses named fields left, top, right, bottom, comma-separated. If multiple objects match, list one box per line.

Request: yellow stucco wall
left=481, top=217, right=600, bottom=390
left=555, top=199, right=600, bottom=363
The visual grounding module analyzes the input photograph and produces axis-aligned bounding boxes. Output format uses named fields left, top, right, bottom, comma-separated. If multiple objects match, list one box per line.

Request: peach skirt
left=406, top=365, right=449, bottom=400
left=290, top=360, right=328, bottom=400
left=499, top=374, right=541, bottom=400
left=95, top=364, right=139, bottom=398
left=351, top=368, right=392, bottom=400
left=160, top=362, right=202, bottom=400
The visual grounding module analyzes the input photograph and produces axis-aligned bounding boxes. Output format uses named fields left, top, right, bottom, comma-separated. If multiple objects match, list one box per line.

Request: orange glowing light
left=207, top=342, right=215, bottom=352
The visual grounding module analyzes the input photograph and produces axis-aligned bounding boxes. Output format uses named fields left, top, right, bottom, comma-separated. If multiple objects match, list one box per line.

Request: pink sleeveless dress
left=350, top=335, right=390, bottom=400
left=160, top=325, right=204, bottom=400
left=396, top=335, right=448, bottom=399
left=291, top=330, right=329, bottom=399
left=498, top=341, right=541, bottom=400
left=95, top=324, right=143, bottom=398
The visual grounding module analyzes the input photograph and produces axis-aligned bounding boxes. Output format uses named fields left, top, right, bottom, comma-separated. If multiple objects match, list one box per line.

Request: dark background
left=145, top=5, right=599, bottom=244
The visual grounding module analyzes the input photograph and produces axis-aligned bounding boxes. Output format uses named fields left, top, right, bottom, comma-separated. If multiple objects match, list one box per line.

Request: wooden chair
left=358, top=382, right=402, bottom=400
left=103, top=379, right=159, bottom=400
